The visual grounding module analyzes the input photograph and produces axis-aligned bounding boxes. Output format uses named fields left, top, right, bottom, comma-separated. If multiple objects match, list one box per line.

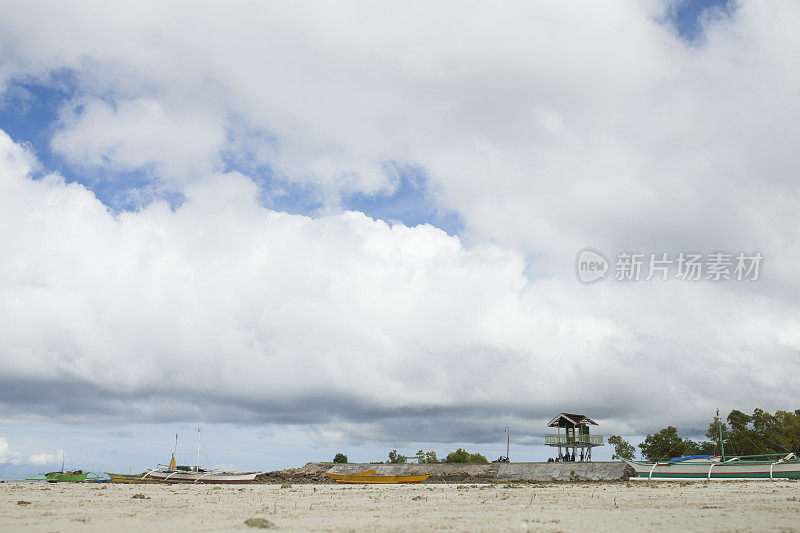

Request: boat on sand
left=326, top=472, right=429, bottom=484
left=26, top=452, right=102, bottom=483
left=105, top=472, right=156, bottom=484
left=325, top=469, right=375, bottom=481
left=625, top=411, right=800, bottom=480
left=142, top=429, right=260, bottom=484
left=26, top=470, right=102, bottom=483
left=624, top=453, right=800, bottom=480
left=144, top=466, right=260, bottom=484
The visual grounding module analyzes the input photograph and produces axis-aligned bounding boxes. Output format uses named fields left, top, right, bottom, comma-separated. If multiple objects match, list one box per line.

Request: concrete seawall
left=326, top=461, right=632, bottom=482
left=494, top=462, right=631, bottom=481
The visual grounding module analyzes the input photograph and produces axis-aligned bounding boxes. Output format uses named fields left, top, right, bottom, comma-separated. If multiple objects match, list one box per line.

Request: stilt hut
left=544, top=413, right=604, bottom=461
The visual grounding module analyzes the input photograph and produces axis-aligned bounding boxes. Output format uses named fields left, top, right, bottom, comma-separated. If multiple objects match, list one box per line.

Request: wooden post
left=557, top=426, right=561, bottom=459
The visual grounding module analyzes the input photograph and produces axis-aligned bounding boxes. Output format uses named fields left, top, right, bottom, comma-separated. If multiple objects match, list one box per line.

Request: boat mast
left=717, top=408, right=725, bottom=461
left=169, top=433, right=178, bottom=469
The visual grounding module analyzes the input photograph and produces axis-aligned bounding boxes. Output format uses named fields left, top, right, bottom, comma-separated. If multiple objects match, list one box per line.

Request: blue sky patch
left=1, top=74, right=461, bottom=231
left=344, top=164, right=463, bottom=235
left=666, top=0, right=734, bottom=42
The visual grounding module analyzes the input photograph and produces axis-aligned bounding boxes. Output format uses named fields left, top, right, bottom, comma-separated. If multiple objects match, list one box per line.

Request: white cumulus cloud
left=0, top=2, right=799, bottom=443
left=0, top=437, right=22, bottom=465
left=27, top=449, right=63, bottom=466
left=1, top=128, right=799, bottom=441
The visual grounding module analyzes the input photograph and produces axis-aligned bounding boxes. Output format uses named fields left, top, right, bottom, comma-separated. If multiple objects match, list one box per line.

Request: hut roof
left=547, top=413, right=598, bottom=427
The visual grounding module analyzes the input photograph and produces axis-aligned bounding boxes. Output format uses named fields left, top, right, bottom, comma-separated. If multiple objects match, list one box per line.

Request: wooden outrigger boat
left=326, top=472, right=430, bottom=484
left=144, top=466, right=260, bottom=484
left=26, top=452, right=102, bottom=483
left=142, top=429, right=260, bottom=484
left=624, top=454, right=800, bottom=480
left=26, top=470, right=103, bottom=483
left=624, top=411, right=800, bottom=480
left=105, top=472, right=156, bottom=484
left=325, top=469, right=375, bottom=481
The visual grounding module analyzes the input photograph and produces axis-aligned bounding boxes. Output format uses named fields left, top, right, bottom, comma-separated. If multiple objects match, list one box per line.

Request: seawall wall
left=325, top=461, right=632, bottom=482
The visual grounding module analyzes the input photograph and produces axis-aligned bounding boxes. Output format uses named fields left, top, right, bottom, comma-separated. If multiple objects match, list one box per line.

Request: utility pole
left=505, top=426, right=510, bottom=461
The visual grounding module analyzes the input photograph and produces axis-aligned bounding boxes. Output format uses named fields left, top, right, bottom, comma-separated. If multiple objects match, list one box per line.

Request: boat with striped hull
left=625, top=411, right=800, bottom=480
left=106, top=472, right=156, bottom=484
left=143, top=467, right=259, bottom=484
left=624, top=454, right=800, bottom=480
left=142, top=428, right=260, bottom=484
left=326, top=472, right=430, bottom=484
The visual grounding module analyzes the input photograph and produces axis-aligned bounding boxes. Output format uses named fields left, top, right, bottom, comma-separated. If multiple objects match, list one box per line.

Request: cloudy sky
left=1, top=0, right=799, bottom=476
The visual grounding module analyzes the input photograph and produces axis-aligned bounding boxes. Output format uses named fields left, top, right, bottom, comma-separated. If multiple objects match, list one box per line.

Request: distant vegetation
left=387, top=450, right=407, bottom=464
left=383, top=448, right=485, bottom=464
left=416, top=450, right=438, bottom=463
left=717, top=409, right=800, bottom=456
left=442, top=448, right=488, bottom=464
left=638, top=426, right=714, bottom=460
left=333, top=453, right=348, bottom=464
left=636, top=408, right=800, bottom=461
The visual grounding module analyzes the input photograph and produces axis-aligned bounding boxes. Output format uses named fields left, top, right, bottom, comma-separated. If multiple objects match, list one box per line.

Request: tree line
left=332, top=448, right=489, bottom=464
left=609, top=408, right=800, bottom=461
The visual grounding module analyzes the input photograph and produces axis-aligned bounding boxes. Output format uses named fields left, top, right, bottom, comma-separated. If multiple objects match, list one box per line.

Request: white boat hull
left=623, top=458, right=800, bottom=480
left=145, top=470, right=259, bottom=484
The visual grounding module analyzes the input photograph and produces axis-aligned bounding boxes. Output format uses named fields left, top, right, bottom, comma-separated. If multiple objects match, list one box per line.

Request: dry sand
left=2, top=480, right=799, bottom=532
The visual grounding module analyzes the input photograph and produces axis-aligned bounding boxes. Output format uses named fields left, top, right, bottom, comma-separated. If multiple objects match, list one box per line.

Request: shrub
left=443, top=448, right=488, bottom=464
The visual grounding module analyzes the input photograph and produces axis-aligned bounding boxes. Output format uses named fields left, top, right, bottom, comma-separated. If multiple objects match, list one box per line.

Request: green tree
left=443, top=448, right=488, bottom=464
left=692, top=439, right=717, bottom=455
left=333, top=453, right=348, bottom=464
left=772, top=410, right=800, bottom=454
left=388, top=450, right=407, bottom=464
left=443, top=448, right=469, bottom=463
left=416, top=450, right=438, bottom=463
left=717, top=410, right=760, bottom=455
left=607, top=435, right=635, bottom=460
left=469, top=452, right=489, bottom=464
left=639, top=408, right=800, bottom=463
left=714, top=408, right=800, bottom=456
left=638, top=426, right=706, bottom=461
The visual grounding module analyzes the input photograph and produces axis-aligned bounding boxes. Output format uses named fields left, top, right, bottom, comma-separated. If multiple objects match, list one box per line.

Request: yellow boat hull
left=106, top=472, right=156, bottom=484
left=325, top=469, right=376, bottom=481
left=326, top=473, right=430, bottom=484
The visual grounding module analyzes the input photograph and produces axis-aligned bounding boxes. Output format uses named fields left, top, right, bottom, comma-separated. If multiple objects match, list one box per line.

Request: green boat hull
left=27, top=471, right=97, bottom=482
left=45, top=472, right=89, bottom=482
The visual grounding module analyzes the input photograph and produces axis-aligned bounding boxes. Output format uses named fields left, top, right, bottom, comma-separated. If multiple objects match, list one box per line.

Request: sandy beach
left=2, top=481, right=799, bottom=532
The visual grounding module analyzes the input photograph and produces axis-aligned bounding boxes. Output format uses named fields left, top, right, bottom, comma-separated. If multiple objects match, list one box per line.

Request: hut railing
left=544, top=434, right=604, bottom=445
